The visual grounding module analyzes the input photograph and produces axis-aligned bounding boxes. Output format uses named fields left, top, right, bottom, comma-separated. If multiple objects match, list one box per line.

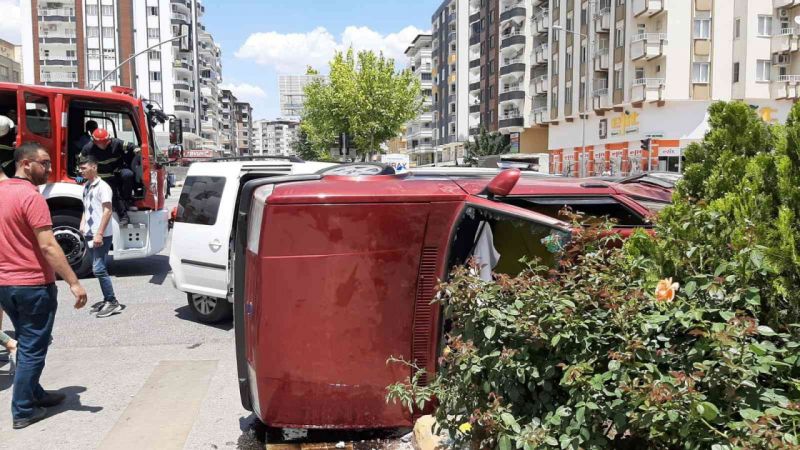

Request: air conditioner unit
left=780, top=10, right=789, bottom=18
left=775, top=54, right=791, bottom=65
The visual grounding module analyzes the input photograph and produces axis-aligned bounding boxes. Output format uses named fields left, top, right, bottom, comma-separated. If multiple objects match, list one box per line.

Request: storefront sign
left=610, top=112, right=640, bottom=136
left=659, top=147, right=683, bottom=157
left=184, top=149, right=214, bottom=159
left=510, top=132, right=520, bottom=153
left=381, top=153, right=410, bottom=172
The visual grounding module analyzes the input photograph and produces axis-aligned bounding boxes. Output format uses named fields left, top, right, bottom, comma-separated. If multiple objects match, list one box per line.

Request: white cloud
left=219, top=82, right=267, bottom=101
left=0, top=0, right=21, bottom=44
left=235, top=25, right=426, bottom=74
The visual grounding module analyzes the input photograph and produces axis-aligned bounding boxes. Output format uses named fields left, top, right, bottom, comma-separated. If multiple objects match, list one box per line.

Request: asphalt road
left=0, top=196, right=267, bottom=449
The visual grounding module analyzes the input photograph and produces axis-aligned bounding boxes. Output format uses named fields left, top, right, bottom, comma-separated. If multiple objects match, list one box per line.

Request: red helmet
left=92, top=128, right=110, bottom=143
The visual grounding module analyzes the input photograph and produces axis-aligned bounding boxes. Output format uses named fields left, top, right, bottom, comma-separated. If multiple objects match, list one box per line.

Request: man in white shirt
left=79, top=156, right=123, bottom=318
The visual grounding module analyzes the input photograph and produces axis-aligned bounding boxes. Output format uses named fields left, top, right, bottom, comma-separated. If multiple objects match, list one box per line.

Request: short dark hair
left=86, top=120, right=98, bottom=133
left=14, top=142, right=46, bottom=163
left=79, top=155, right=98, bottom=166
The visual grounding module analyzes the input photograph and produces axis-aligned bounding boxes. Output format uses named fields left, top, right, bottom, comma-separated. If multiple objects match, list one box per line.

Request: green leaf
left=750, top=249, right=765, bottom=270
left=544, top=436, right=559, bottom=447
left=700, top=402, right=719, bottom=420
left=719, top=311, right=735, bottom=321
left=484, top=325, right=496, bottom=340
left=500, top=412, right=520, bottom=433
left=740, top=409, right=763, bottom=421
left=499, top=435, right=512, bottom=450
left=684, top=281, right=697, bottom=296
left=757, top=326, right=776, bottom=336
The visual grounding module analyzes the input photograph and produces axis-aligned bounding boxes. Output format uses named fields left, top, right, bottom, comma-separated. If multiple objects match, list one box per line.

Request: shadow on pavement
left=45, top=386, right=103, bottom=419
left=109, top=255, right=171, bottom=285
left=173, top=305, right=233, bottom=332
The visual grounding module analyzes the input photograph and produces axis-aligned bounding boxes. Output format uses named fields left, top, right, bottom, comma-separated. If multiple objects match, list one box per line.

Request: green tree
left=301, top=48, right=422, bottom=159
left=291, top=129, right=330, bottom=162
left=463, top=127, right=511, bottom=166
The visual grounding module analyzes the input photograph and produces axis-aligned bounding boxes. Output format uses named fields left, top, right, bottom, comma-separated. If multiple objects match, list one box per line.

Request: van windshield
left=176, top=176, right=226, bottom=225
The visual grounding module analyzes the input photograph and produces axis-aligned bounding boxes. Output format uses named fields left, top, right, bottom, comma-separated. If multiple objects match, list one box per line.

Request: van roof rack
left=209, top=155, right=305, bottom=163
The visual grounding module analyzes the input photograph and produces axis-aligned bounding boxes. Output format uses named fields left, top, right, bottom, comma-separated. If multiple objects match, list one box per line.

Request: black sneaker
left=89, top=301, right=105, bottom=313
left=35, top=391, right=65, bottom=407
left=96, top=301, right=124, bottom=318
left=12, top=407, right=47, bottom=429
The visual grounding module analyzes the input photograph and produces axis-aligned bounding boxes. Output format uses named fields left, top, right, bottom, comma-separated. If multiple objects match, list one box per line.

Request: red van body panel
left=244, top=178, right=466, bottom=428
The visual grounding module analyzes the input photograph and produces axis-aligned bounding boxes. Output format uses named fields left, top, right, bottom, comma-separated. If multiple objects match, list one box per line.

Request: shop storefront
left=547, top=101, right=792, bottom=176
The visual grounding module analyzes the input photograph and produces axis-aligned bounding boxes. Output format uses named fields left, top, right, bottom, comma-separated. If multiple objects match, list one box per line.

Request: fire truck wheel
left=187, top=293, right=233, bottom=323
left=52, top=210, right=93, bottom=279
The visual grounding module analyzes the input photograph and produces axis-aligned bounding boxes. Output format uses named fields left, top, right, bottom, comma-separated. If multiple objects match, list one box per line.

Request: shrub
left=388, top=101, right=800, bottom=449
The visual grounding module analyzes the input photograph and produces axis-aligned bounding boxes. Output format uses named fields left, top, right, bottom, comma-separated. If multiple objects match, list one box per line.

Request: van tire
left=187, top=293, right=233, bottom=323
left=52, top=210, right=93, bottom=279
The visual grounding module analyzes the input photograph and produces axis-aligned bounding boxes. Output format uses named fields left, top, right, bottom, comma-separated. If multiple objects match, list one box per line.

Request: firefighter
left=80, top=128, right=138, bottom=226
left=0, top=115, right=15, bottom=180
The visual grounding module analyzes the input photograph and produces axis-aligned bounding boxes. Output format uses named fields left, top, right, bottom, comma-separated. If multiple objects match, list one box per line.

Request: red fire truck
left=0, top=83, right=173, bottom=277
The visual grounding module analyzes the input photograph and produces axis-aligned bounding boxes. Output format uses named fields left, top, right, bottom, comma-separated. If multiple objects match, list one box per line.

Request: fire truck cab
left=0, top=83, right=170, bottom=277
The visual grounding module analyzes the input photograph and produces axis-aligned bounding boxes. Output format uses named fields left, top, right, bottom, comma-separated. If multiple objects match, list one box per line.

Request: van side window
left=25, top=95, right=51, bottom=138
left=507, top=197, right=648, bottom=227
left=176, top=176, right=226, bottom=225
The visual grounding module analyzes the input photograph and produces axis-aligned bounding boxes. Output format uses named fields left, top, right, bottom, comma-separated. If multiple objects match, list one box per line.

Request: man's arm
left=34, top=226, right=88, bottom=308
left=96, top=202, right=112, bottom=236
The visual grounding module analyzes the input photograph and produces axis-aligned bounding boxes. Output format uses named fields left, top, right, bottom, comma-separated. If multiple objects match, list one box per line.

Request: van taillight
left=247, top=185, right=274, bottom=254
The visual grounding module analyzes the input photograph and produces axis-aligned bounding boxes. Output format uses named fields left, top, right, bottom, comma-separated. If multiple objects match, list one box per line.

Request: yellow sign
left=610, top=112, right=640, bottom=136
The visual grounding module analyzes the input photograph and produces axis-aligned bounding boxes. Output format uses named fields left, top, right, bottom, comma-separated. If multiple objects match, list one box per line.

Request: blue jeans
left=90, top=235, right=116, bottom=302
left=0, top=284, right=58, bottom=420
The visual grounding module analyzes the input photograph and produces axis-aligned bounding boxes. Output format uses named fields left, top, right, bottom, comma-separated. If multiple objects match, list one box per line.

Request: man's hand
left=93, top=234, right=103, bottom=248
left=70, top=283, right=88, bottom=309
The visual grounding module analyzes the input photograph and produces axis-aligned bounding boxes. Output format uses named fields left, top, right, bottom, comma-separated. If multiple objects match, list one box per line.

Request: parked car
left=169, top=157, right=336, bottom=323
left=232, top=165, right=668, bottom=429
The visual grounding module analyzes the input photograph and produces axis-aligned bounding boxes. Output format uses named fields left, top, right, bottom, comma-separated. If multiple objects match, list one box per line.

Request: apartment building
left=530, top=0, right=796, bottom=176
left=0, top=40, right=22, bottom=83
left=278, top=74, right=326, bottom=119
left=432, top=0, right=470, bottom=165
left=21, top=0, right=227, bottom=153
left=235, top=102, right=253, bottom=155
left=253, top=119, right=300, bottom=156
left=220, top=89, right=237, bottom=155
left=403, top=34, right=436, bottom=166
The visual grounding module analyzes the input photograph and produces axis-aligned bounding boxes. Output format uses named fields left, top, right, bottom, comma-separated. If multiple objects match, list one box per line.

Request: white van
left=169, top=157, right=335, bottom=323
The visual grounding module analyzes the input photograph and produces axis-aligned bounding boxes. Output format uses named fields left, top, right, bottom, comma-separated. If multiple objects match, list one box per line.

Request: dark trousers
left=0, top=284, right=58, bottom=420
left=104, top=169, right=135, bottom=220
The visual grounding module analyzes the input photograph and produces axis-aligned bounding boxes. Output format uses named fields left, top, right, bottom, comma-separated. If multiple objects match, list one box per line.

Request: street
left=0, top=196, right=264, bottom=449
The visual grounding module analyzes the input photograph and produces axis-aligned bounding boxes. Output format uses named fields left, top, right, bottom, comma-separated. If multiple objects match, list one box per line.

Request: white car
left=169, top=157, right=335, bottom=323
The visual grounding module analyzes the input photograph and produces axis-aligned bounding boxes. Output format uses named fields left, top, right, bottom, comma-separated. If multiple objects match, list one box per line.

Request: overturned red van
left=233, top=166, right=661, bottom=429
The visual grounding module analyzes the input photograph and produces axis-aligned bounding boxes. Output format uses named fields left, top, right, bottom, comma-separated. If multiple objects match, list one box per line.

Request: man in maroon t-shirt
left=0, top=142, right=88, bottom=429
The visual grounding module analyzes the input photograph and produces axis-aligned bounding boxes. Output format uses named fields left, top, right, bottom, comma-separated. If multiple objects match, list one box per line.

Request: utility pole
left=90, top=33, right=191, bottom=91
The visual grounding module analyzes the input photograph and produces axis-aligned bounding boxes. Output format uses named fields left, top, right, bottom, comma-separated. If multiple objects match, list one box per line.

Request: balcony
left=631, top=78, right=665, bottom=103
left=533, top=107, right=549, bottom=125
left=500, top=7, right=526, bottom=23
left=469, top=81, right=481, bottom=92
left=772, top=75, right=800, bottom=99
left=499, top=84, right=525, bottom=103
left=775, top=0, right=800, bottom=8
left=533, top=11, right=549, bottom=34
left=499, top=112, right=524, bottom=129
left=592, top=88, right=611, bottom=110
left=594, top=7, right=611, bottom=32
left=469, top=58, right=481, bottom=69
left=773, top=28, right=800, bottom=54
left=470, top=104, right=481, bottom=113
left=633, top=0, right=665, bottom=17
left=533, top=44, right=549, bottom=65
left=533, top=75, right=549, bottom=94
left=500, top=32, right=526, bottom=50
left=631, top=33, right=668, bottom=61
left=594, top=49, right=609, bottom=71
left=500, top=59, right=526, bottom=76
left=470, top=12, right=481, bottom=23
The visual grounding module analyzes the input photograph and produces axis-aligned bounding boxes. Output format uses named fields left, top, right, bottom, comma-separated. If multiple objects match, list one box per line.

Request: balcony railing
left=503, top=83, right=522, bottom=92
left=594, top=7, right=611, bottom=32
left=39, top=8, right=75, bottom=17
left=773, top=28, right=800, bottom=54
left=533, top=44, right=549, bottom=65
left=633, top=0, right=665, bottom=17
left=631, top=33, right=668, bottom=60
left=594, top=49, right=609, bottom=71
left=631, top=78, right=665, bottom=103
left=533, top=106, right=548, bottom=124
left=502, top=57, right=523, bottom=66
left=533, top=11, right=549, bottom=34
left=778, top=75, right=800, bottom=82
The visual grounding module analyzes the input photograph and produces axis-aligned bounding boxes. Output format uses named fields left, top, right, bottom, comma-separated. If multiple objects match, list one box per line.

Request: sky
left=0, top=0, right=441, bottom=121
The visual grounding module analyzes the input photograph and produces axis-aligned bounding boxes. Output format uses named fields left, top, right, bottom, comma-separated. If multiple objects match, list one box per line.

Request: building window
left=694, top=14, right=711, bottom=39
left=757, top=16, right=773, bottom=37
left=102, top=27, right=114, bottom=38
left=566, top=50, right=573, bottom=69
left=150, top=71, right=161, bottom=82
left=89, top=70, right=101, bottom=81
left=734, top=18, right=741, bottom=39
left=614, top=69, right=623, bottom=89
left=733, top=62, right=740, bottom=83
left=150, top=93, right=163, bottom=104
left=553, top=61, right=559, bottom=76
left=87, top=27, right=99, bottom=38
left=565, top=85, right=572, bottom=104
left=552, top=88, right=558, bottom=109
left=615, top=28, right=624, bottom=47
left=148, top=6, right=159, bottom=16
left=148, top=28, right=160, bottom=39
left=635, top=67, right=645, bottom=80
left=580, top=44, right=587, bottom=64
left=756, top=60, right=771, bottom=82
left=87, top=48, right=99, bottom=57
left=149, top=50, right=160, bottom=60
left=692, top=62, right=710, bottom=83
left=86, top=5, right=98, bottom=15
left=102, top=5, right=113, bottom=16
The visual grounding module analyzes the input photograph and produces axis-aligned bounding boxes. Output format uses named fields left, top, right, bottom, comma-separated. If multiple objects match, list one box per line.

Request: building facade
left=403, top=34, right=435, bottom=166
left=220, top=89, right=237, bottom=155
left=0, top=39, right=22, bottom=83
left=278, top=74, right=326, bottom=119
left=253, top=119, right=300, bottom=156
left=235, top=101, right=253, bottom=155
left=432, top=0, right=470, bottom=165
left=21, top=0, right=229, bottom=153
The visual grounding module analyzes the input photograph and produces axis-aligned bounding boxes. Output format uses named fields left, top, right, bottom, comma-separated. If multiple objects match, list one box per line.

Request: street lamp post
left=553, top=2, right=593, bottom=177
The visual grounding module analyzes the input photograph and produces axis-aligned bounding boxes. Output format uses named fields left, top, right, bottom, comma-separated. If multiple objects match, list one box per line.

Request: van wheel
left=52, top=210, right=93, bottom=279
left=187, top=293, right=233, bottom=323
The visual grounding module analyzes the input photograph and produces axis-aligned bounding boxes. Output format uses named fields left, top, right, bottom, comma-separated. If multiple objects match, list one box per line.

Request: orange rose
left=655, top=278, right=679, bottom=302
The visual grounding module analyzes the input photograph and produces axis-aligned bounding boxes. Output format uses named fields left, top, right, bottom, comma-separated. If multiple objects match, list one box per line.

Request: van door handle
left=209, top=239, right=222, bottom=252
